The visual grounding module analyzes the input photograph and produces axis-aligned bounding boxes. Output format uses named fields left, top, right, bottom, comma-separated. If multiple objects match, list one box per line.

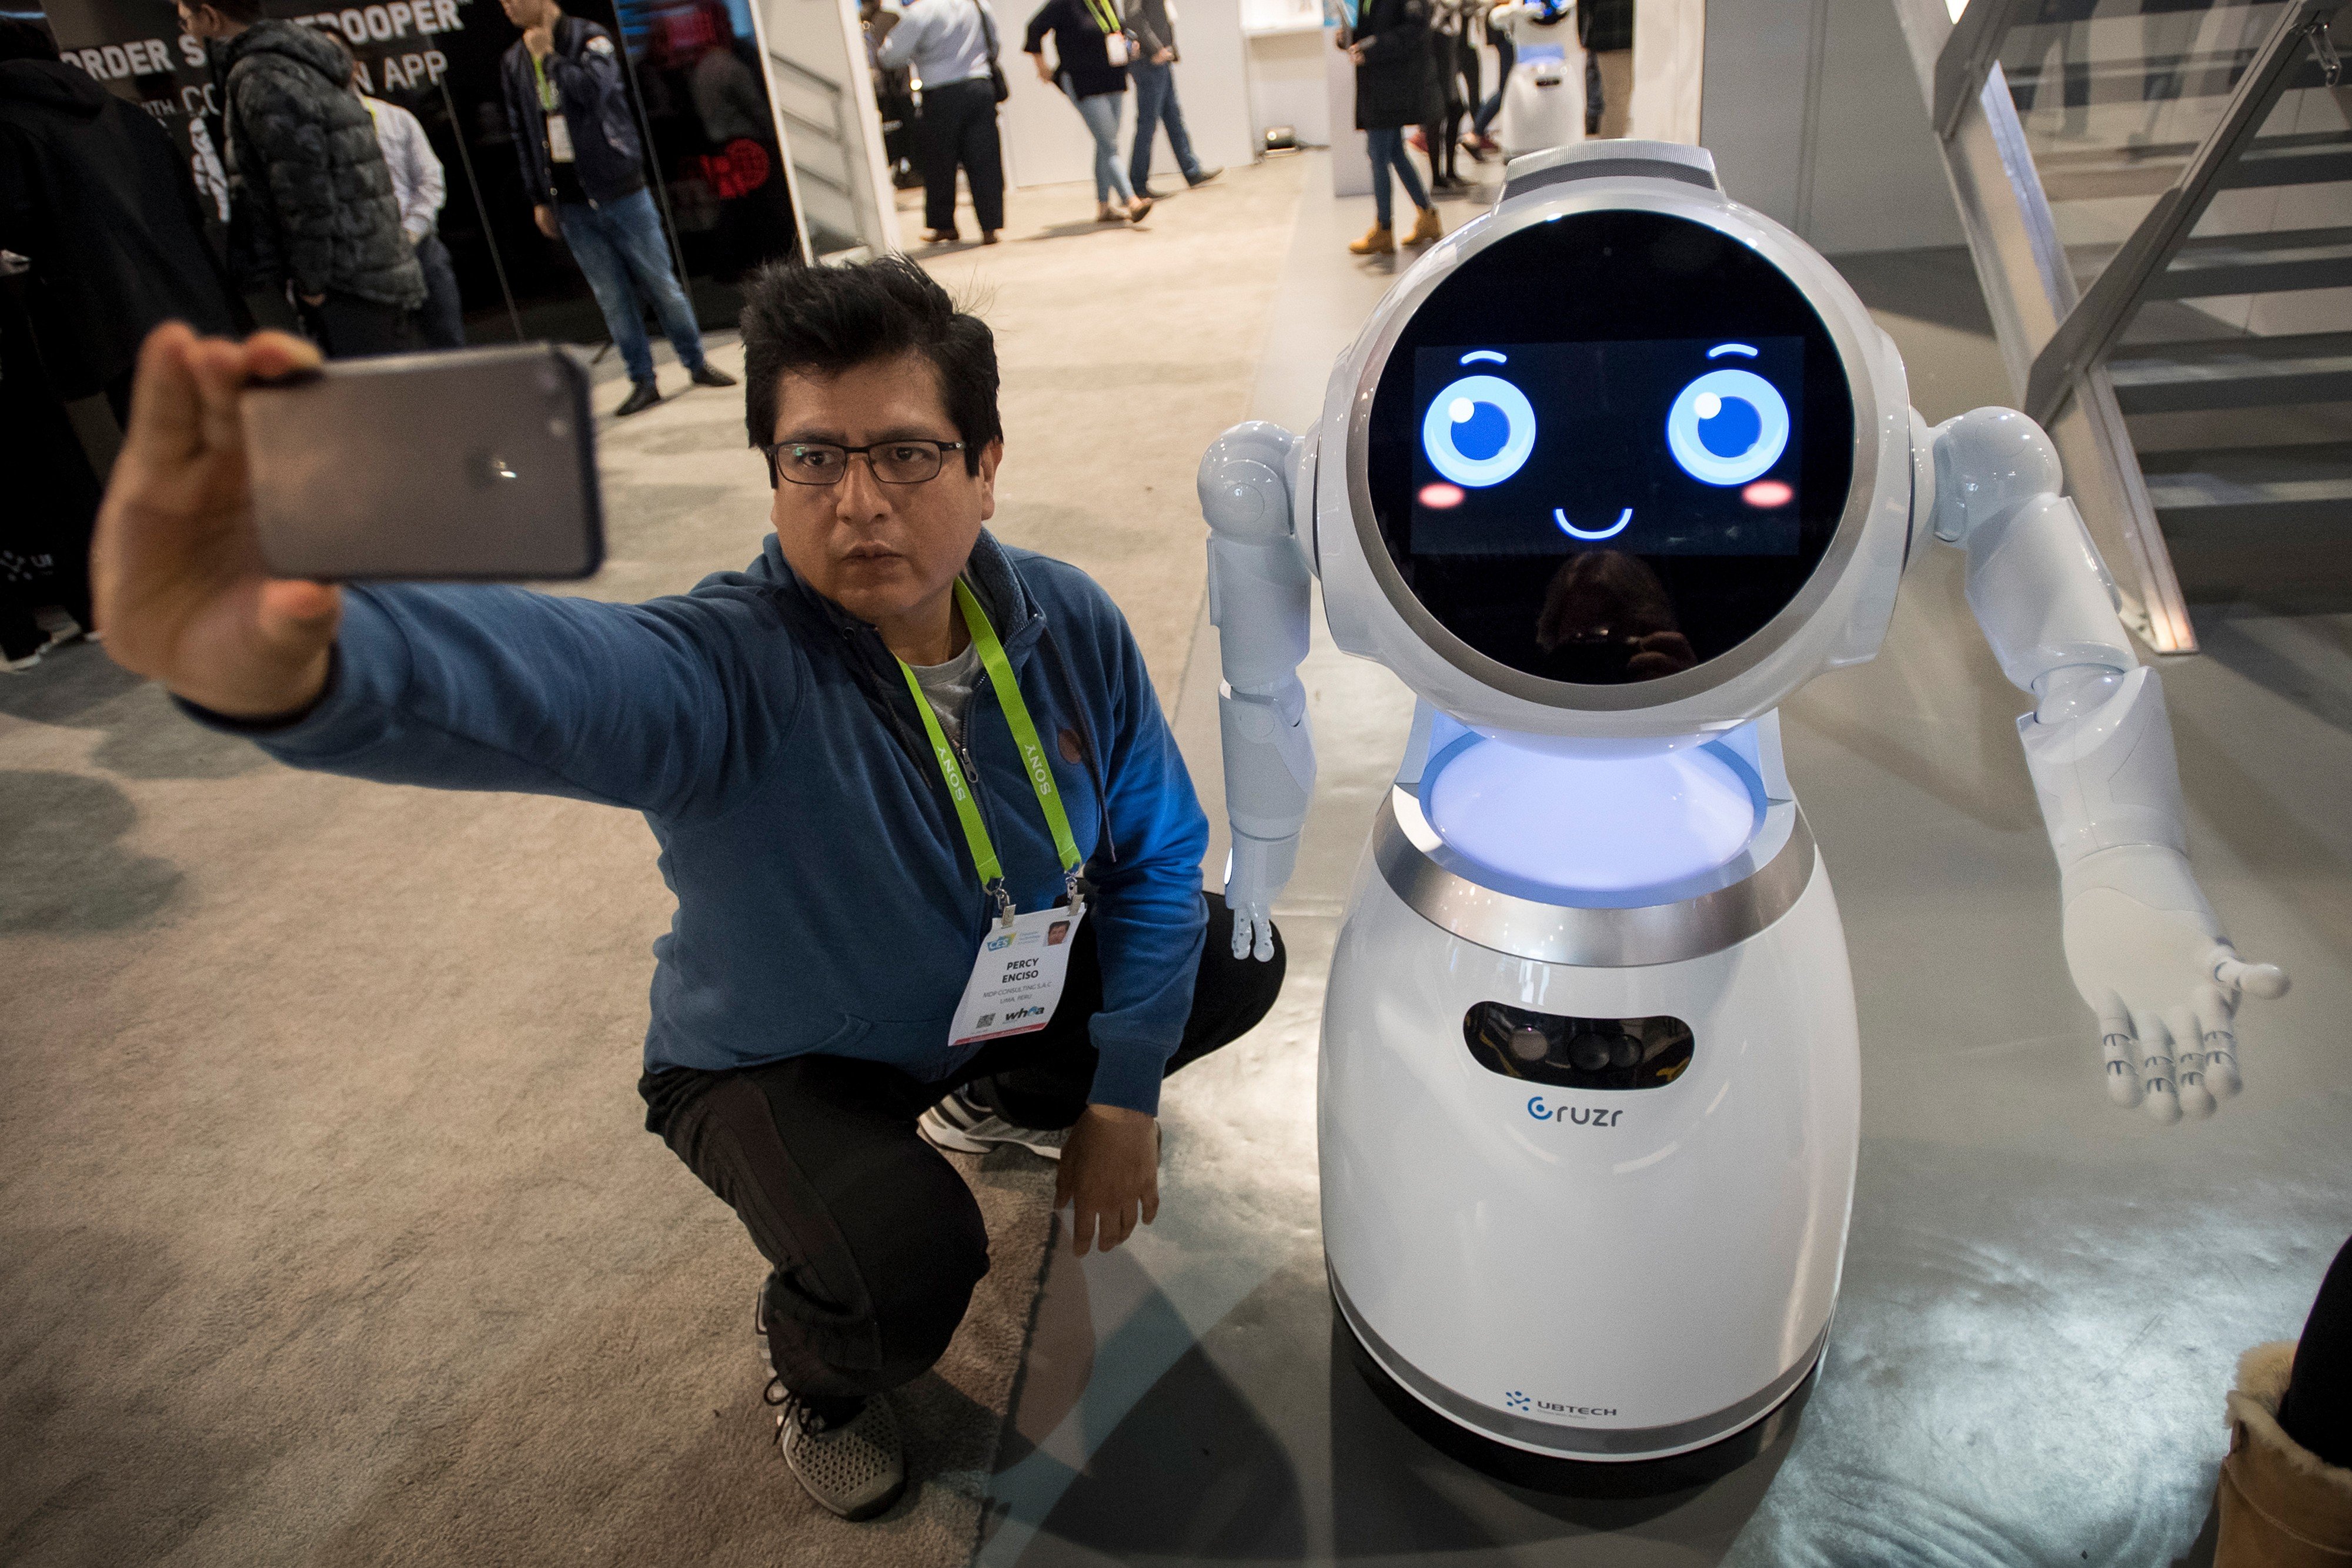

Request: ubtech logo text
left=1526, top=1096, right=1623, bottom=1128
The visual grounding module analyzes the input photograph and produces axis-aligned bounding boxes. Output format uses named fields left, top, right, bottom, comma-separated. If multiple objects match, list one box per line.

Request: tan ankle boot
left=1348, top=222, right=1395, bottom=255
left=1405, top=205, right=1444, bottom=246
left=2216, top=1342, right=2352, bottom=1566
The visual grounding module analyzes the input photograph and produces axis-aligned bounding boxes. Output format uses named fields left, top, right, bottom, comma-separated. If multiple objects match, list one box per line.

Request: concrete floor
left=977, top=156, right=2352, bottom=1565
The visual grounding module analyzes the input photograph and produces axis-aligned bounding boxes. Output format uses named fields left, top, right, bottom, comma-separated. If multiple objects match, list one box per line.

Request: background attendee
left=346, top=50, right=464, bottom=349
left=90, top=255, right=1284, bottom=1523
left=1342, top=0, right=1439, bottom=255
left=860, top=0, right=922, bottom=190
left=1025, top=0, right=1150, bottom=225
left=1, top=12, right=243, bottom=661
left=496, top=0, right=735, bottom=416
left=1582, top=0, right=1631, bottom=138
left=178, top=0, right=422, bottom=357
left=1121, top=0, right=1217, bottom=199
left=874, top=0, right=1007, bottom=245
left=1419, top=0, right=1470, bottom=192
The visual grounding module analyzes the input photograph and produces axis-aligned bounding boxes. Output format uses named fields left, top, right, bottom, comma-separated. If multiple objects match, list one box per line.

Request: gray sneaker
left=918, top=1086, right=1067, bottom=1160
left=769, top=1382, right=906, bottom=1520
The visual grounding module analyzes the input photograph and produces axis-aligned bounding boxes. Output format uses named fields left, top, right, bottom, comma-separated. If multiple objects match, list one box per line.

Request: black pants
left=640, top=892, right=1284, bottom=1403
left=917, top=77, right=1005, bottom=236
left=2280, top=1230, right=2352, bottom=1466
left=302, top=291, right=415, bottom=359
left=413, top=235, right=466, bottom=350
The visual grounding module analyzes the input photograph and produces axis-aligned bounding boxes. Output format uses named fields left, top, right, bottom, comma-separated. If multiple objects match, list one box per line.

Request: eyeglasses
left=761, top=439, right=965, bottom=488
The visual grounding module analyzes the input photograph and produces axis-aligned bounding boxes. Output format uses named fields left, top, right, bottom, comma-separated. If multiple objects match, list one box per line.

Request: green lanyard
left=532, top=51, right=557, bottom=111
left=1081, top=0, right=1121, bottom=38
left=898, top=580, right=1083, bottom=924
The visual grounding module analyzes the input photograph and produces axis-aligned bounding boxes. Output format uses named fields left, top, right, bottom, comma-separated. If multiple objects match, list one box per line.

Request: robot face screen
left=1365, top=210, right=1856, bottom=687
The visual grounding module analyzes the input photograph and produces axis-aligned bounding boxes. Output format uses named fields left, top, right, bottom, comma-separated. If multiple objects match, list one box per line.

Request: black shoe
left=690, top=364, right=737, bottom=389
left=1185, top=166, right=1223, bottom=187
left=615, top=380, right=662, bottom=417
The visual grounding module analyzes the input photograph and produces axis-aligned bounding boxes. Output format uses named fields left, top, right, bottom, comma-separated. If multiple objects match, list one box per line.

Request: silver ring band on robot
left=1371, top=788, right=1818, bottom=966
left=1331, top=1267, right=1830, bottom=1459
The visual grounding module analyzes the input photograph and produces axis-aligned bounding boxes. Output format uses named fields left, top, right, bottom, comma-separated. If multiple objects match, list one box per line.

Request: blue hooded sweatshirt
left=205, top=531, right=1210, bottom=1114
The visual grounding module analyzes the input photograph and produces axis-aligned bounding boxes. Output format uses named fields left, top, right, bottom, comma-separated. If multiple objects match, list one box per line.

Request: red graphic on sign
left=697, top=139, right=771, bottom=200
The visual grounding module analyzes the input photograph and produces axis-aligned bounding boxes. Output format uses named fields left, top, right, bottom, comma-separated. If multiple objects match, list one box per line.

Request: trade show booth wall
left=39, top=0, right=811, bottom=350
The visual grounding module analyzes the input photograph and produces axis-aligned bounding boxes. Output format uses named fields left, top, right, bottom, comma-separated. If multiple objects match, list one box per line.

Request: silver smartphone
left=243, top=344, right=604, bottom=581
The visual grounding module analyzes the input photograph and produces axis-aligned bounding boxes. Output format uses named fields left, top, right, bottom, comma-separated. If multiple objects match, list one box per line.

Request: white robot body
left=1198, top=140, right=2284, bottom=1475
left=1494, top=2, right=1586, bottom=161
left=1322, top=770, right=1859, bottom=1459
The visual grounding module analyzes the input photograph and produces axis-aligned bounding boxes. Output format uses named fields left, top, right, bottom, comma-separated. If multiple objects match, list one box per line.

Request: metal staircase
left=1897, top=0, right=2352, bottom=649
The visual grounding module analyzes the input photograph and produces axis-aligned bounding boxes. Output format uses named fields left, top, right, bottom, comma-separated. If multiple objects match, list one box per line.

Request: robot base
left=1332, top=1278, right=1823, bottom=1495
left=1319, top=787, right=1861, bottom=1468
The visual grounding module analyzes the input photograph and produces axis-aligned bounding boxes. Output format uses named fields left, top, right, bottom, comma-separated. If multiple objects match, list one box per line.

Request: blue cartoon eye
left=1422, top=375, right=1537, bottom=488
left=1666, top=369, right=1789, bottom=487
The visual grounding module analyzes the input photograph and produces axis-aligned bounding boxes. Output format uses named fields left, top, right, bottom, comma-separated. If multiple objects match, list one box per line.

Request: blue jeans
left=1472, top=36, right=1513, bottom=133
left=1365, top=126, right=1429, bottom=229
left=1127, top=57, right=1201, bottom=192
left=555, top=186, right=707, bottom=387
left=1070, top=89, right=1134, bottom=206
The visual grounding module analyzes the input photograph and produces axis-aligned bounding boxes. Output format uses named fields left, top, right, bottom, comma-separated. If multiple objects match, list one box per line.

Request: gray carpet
left=0, top=158, right=1305, bottom=1567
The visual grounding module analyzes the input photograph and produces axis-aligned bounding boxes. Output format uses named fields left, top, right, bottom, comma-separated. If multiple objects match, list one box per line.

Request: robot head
left=1314, top=143, right=1916, bottom=741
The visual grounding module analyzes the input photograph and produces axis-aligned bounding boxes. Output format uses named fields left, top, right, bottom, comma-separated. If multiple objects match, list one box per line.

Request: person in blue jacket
left=496, top=0, right=736, bottom=417
left=89, top=258, right=1284, bottom=1522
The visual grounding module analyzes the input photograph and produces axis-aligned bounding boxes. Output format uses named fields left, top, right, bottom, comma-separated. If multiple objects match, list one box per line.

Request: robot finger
left=2166, top=1003, right=2216, bottom=1119
left=2194, top=982, right=2243, bottom=1099
left=2098, top=1001, right=2143, bottom=1109
left=1231, top=914, right=1254, bottom=961
left=1252, top=915, right=1276, bottom=963
left=2208, top=944, right=2291, bottom=1001
left=2133, top=1007, right=2182, bottom=1125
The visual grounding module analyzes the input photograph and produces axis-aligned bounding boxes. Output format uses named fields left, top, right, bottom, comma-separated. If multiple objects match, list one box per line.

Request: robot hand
left=2059, top=842, right=2288, bottom=1124
left=1225, top=832, right=1297, bottom=961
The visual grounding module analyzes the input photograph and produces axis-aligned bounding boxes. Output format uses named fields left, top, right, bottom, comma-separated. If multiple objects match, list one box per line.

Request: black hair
left=739, top=256, right=1000, bottom=476
left=210, top=0, right=268, bottom=25
left=0, top=15, right=60, bottom=60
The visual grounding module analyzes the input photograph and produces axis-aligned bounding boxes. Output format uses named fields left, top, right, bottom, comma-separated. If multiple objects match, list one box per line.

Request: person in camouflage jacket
left=180, top=0, right=423, bottom=355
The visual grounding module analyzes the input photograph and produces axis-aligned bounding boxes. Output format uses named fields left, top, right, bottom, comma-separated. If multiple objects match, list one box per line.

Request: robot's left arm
left=1922, top=409, right=2288, bottom=1123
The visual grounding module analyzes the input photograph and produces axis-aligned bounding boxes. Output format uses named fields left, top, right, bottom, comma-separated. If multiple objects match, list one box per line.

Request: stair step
left=2139, top=440, right=2352, bottom=527
left=2110, top=332, right=2352, bottom=412
left=2146, top=225, right=2352, bottom=299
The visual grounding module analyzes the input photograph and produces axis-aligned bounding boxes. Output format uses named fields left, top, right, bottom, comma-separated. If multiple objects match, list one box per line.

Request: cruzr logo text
left=1526, top=1096, right=1623, bottom=1126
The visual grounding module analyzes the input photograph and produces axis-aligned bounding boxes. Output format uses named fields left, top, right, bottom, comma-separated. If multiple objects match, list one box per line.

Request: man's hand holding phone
left=95, top=325, right=342, bottom=723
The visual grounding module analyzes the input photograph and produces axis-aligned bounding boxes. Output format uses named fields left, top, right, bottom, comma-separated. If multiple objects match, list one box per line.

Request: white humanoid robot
left=1198, top=140, right=2288, bottom=1468
left=1486, top=0, right=1583, bottom=158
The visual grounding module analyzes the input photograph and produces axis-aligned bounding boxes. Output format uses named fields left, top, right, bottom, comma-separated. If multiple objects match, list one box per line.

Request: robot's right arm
left=1199, top=422, right=1317, bottom=961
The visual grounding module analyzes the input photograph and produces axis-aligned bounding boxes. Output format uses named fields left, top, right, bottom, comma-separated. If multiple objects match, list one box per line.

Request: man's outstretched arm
left=96, top=326, right=758, bottom=820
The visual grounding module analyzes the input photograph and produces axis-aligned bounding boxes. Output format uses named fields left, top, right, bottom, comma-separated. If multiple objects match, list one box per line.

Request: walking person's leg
left=955, top=85, right=1007, bottom=236
left=644, top=1053, right=993, bottom=1520
left=917, top=85, right=961, bottom=238
left=1157, top=68, right=1209, bottom=183
left=1369, top=128, right=1395, bottom=229
left=1384, top=125, right=1439, bottom=243
left=1076, top=91, right=1136, bottom=209
left=414, top=233, right=467, bottom=349
left=604, top=188, right=735, bottom=390
left=1128, top=58, right=1165, bottom=196
left=557, top=200, right=659, bottom=397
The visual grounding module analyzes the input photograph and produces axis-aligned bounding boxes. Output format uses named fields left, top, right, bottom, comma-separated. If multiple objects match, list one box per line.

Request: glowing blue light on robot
left=1426, top=741, right=1759, bottom=894
left=1555, top=507, right=1632, bottom=540
left=1706, top=343, right=1759, bottom=359
left=1666, top=368, right=1789, bottom=487
left=1422, top=375, right=1537, bottom=487
left=1459, top=350, right=1508, bottom=365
